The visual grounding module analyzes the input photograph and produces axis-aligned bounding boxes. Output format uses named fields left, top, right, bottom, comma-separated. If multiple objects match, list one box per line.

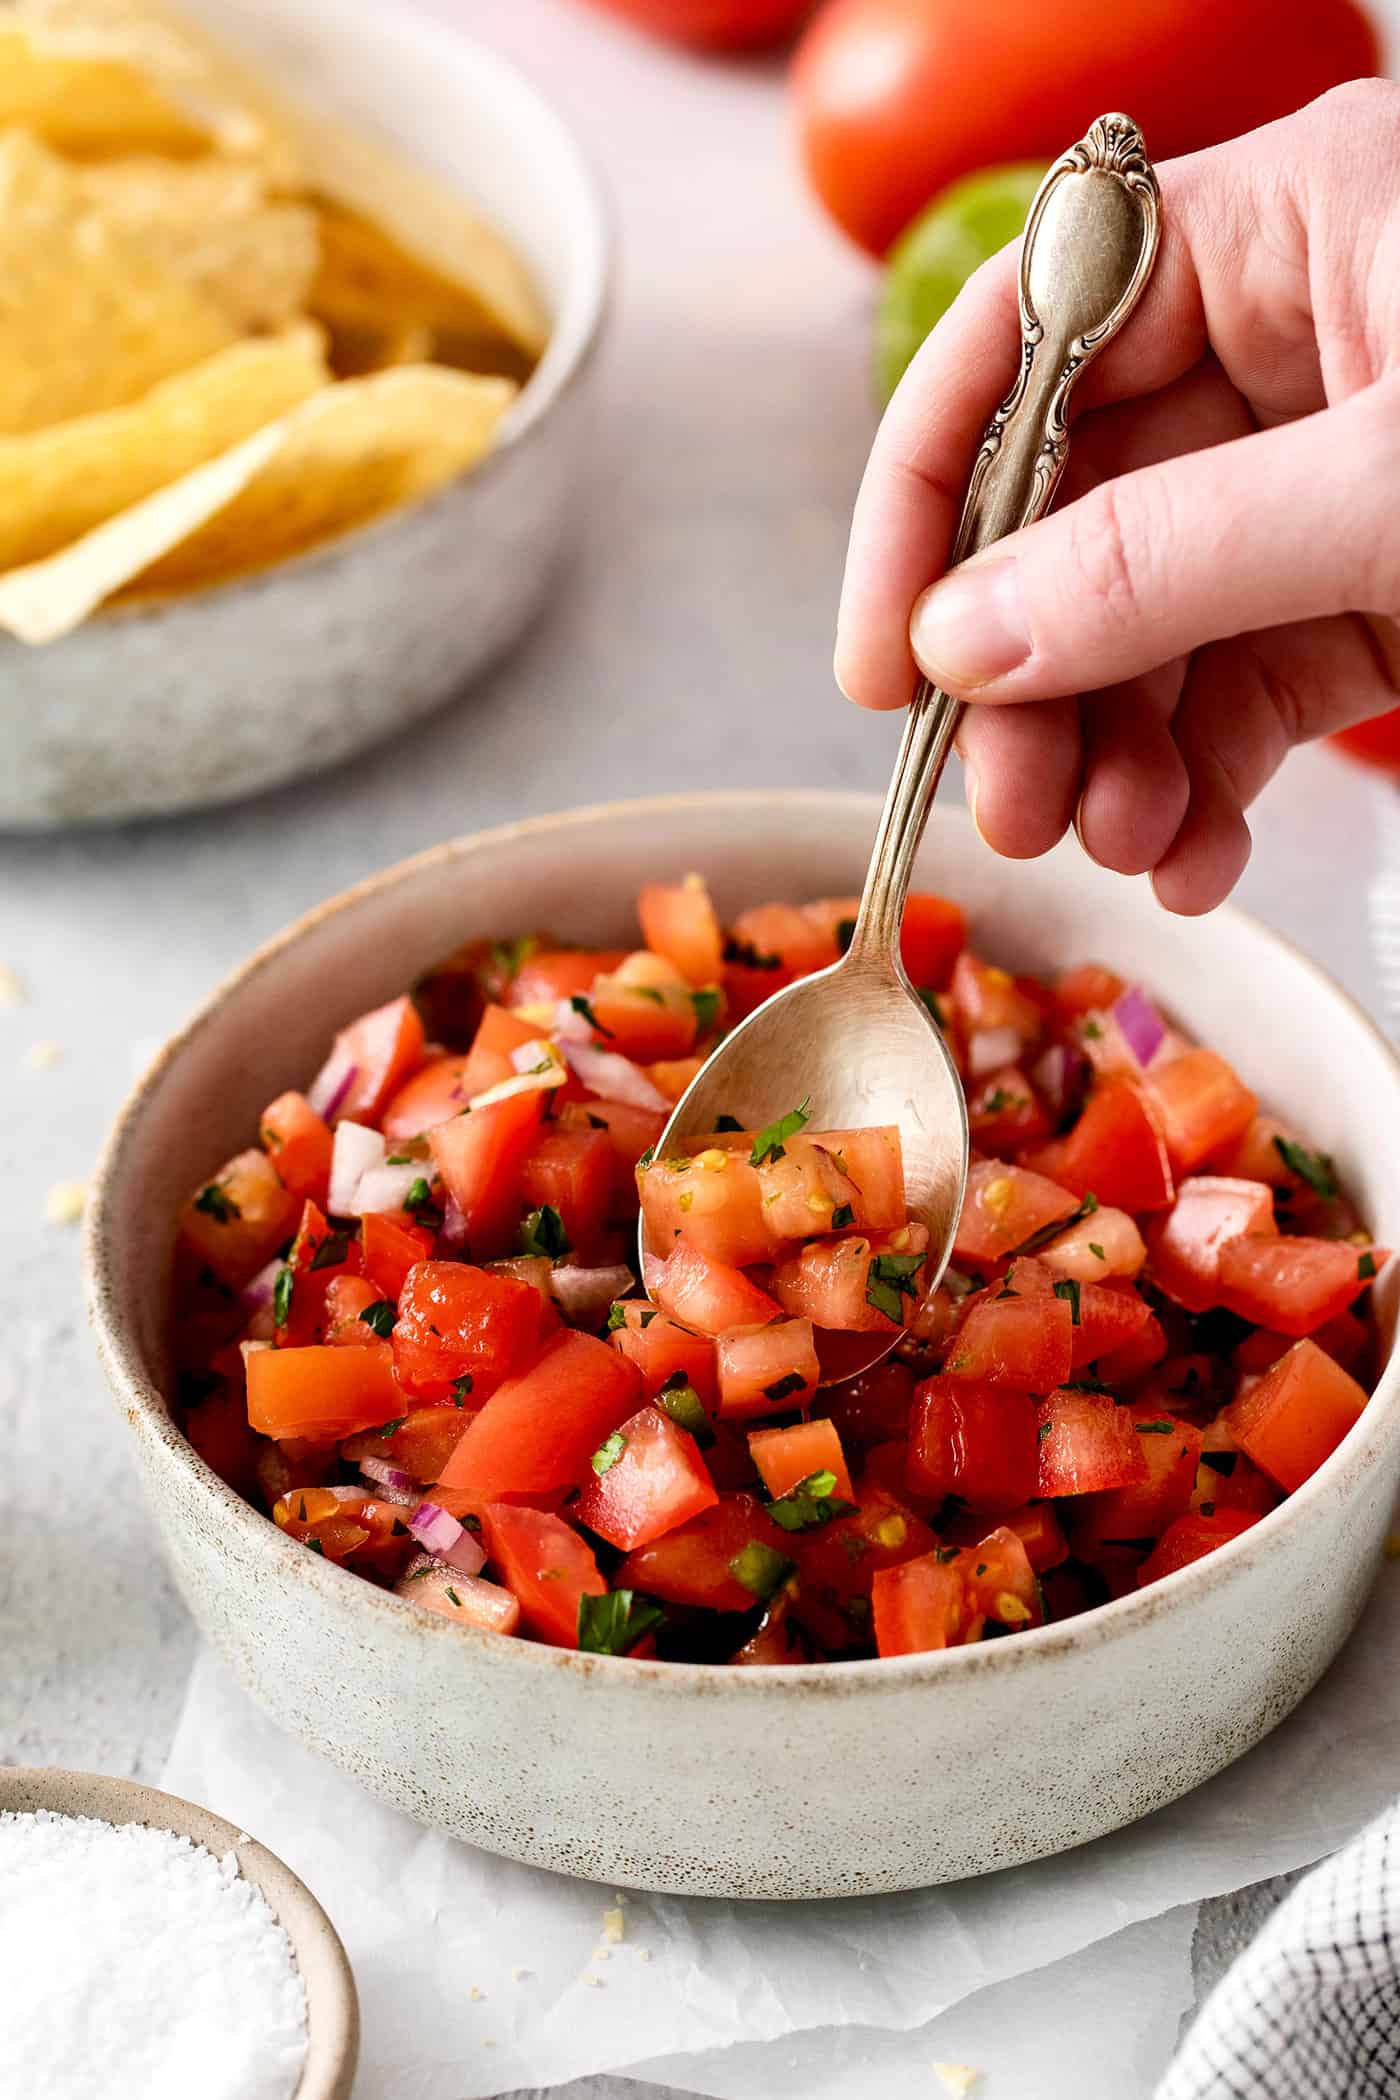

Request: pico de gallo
left=170, top=873, right=1389, bottom=1665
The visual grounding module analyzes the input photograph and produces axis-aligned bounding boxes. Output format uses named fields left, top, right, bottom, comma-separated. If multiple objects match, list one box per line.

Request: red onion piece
left=562, top=1039, right=669, bottom=1111
left=308, top=1051, right=360, bottom=1122
left=1113, top=987, right=1167, bottom=1068
left=968, top=1025, right=1023, bottom=1079
left=550, top=1263, right=636, bottom=1324
left=408, top=1500, right=462, bottom=1557
left=439, top=1192, right=469, bottom=1249
left=440, top=1528, right=487, bottom=1578
left=552, top=997, right=594, bottom=1045
left=329, top=1120, right=384, bottom=1216
left=239, top=1255, right=283, bottom=1313
left=359, top=1457, right=415, bottom=1496
left=1032, top=1042, right=1089, bottom=1120
left=642, top=1251, right=666, bottom=1294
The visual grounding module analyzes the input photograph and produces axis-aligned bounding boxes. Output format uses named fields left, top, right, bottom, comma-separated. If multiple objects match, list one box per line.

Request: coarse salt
left=0, top=1809, right=309, bottom=2100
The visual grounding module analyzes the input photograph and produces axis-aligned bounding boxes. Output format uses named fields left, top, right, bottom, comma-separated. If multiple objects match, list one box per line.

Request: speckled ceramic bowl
left=86, top=794, right=1400, bottom=1898
left=0, top=0, right=608, bottom=830
left=0, top=1765, right=358, bottom=2099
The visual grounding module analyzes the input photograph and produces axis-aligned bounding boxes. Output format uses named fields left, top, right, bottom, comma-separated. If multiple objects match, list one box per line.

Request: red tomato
left=258, top=1092, right=333, bottom=1204
left=950, top=952, right=1043, bottom=1048
left=653, top=1242, right=783, bottom=1335
left=968, top=1066, right=1051, bottom=1158
left=943, top=1286, right=1073, bottom=1391
left=722, top=902, right=837, bottom=1018
left=480, top=1503, right=607, bottom=1647
left=1052, top=964, right=1125, bottom=1023
left=396, top=1562, right=521, bottom=1635
left=438, top=1330, right=643, bottom=1502
left=899, top=892, right=966, bottom=990
left=748, top=1416, right=854, bottom=1502
left=1064, top=1277, right=1154, bottom=1370
left=390, top=1260, right=538, bottom=1404
left=341, top=1403, right=471, bottom=1485
left=507, top=949, right=627, bottom=1009
left=907, top=1375, right=1039, bottom=1509
left=1330, top=708, right=1400, bottom=777
left=1146, top=1176, right=1278, bottom=1314
left=638, top=876, right=724, bottom=985
left=1141, top=1050, right=1258, bottom=1176
left=178, top=1149, right=300, bottom=1289
left=310, top=995, right=425, bottom=1127
left=1070, top=1409, right=1204, bottom=1553
left=1024, top=1079, right=1175, bottom=1214
left=639, top=1145, right=782, bottom=1268
left=793, top=0, right=1380, bottom=257
left=590, top=965, right=698, bottom=1062
left=1035, top=1389, right=1148, bottom=1498
left=872, top=1551, right=966, bottom=1656
left=1223, top=1337, right=1369, bottom=1491
left=715, top=1319, right=820, bottom=1418
left=952, top=1159, right=1078, bottom=1268
left=323, top=1272, right=388, bottom=1346
left=427, top=1086, right=545, bottom=1259
left=580, top=0, right=812, bottom=51
left=1096, top=1309, right=1168, bottom=1385
left=359, top=1213, right=434, bottom=1304
left=574, top=1404, right=718, bottom=1550
left=617, top=1491, right=791, bottom=1612
left=647, top=1056, right=707, bottom=1102
left=1217, top=1236, right=1383, bottom=1338
left=770, top=1229, right=914, bottom=1331
left=557, top=1097, right=668, bottom=1215
left=961, top=1523, right=1043, bottom=1630
left=818, top=1358, right=915, bottom=1451
left=610, top=1303, right=720, bottom=1411
left=790, top=1498, right=938, bottom=1649
left=1137, top=1508, right=1262, bottom=1586
left=519, top=1127, right=614, bottom=1255
left=247, top=1342, right=400, bottom=1440
left=184, top=1382, right=259, bottom=1498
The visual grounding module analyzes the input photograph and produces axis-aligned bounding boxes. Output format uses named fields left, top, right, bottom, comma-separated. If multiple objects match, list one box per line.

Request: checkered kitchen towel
left=1158, top=1805, right=1400, bottom=2098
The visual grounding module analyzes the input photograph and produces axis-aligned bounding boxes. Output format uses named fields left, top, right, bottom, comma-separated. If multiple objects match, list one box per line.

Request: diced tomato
left=790, top=1498, right=938, bottom=1651
left=395, top=1559, right=521, bottom=1635
left=1066, top=1277, right=1153, bottom=1370
left=953, top=1159, right=1079, bottom=1268
left=967, top=1066, right=1051, bottom=1157
left=1137, top=1508, right=1262, bottom=1585
left=557, top=1097, right=668, bottom=1217
left=360, top=1213, right=434, bottom=1303
left=311, top=996, right=425, bottom=1128
left=907, top=1376, right=1039, bottom=1509
left=179, top=1149, right=300, bottom=1288
left=1209, top=1112, right=1303, bottom=1187
left=590, top=958, right=699, bottom=1061
left=638, top=876, right=724, bottom=986
left=341, top=1403, right=472, bottom=1484
left=574, top=1403, right=718, bottom=1549
left=479, top=1503, right=607, bottom=1647
left=730, top=1589, right=810, bottom=1664
left=390, top=1260, right=538, bottom=1403
left=1096, top=1309, right=1168, bottom=1384
left=1021, top=1080, right=1174, bottom=1214
left=1190, top=1416, right=1281, bottom=1518
left=1313, top=1306, right=1370, bottom=1373
left=1146, top=1176, right=1278, bottom=1314
left=639, top=1144, right=782, bottom=1267
left=507, top=949, right=627, bottom=1009
left=247, top=1342, right=401, bottom=1440
left=770, top=1225, right=928, bottom=1331
left=716, top=1319, right=819, bottom=1419
left=380, top=1055, right=468, bottom=1138
left=610, top=1303, right=719, bottom=1411
left=617, top=1491, right=791, bottom=1612
left=950, top=952, right=1043, bottom=1048
left=1004, top=1502, right=1069, bottom=1573
left=258, top=1092, right=333, bottom=1204
left=323, top=1272, right=388, bottom=1346
left=748, top=1416, right=854, bottom=1502
left=943, top=1287, right=1073, bottom=1391
left=428, top=1086, right=545, bottom=1260
left=1034, top=1389, right=1148, bottom=1498
left=1070, top=1409, right=1204, bottom=1554
left=438, top=1330, right=643, bottom=1501
left=183, top=1381, right=259, bottom=1498
left=961, top=1523, right=1043, bottom=1630
left=1216, top=1236, right=1383, bottom=1338
left=647, top=1057, right=707, bottom=1103
left=1052, top=964, right=1125, bottom=1022
left=653, top=1242, right=782, bottom=1336
left=854, top=1437, right=924, bottom=1514
left=731, top=901, right=837, bottom=978
left=818, top=1358, right=914, bottom=1451
left=872, top=1551, right=967, bottom=1656
left=1223, top=1337, right=1369, bottom=1492
left=900, top=892, right=966, bottom=991
left=518, top=1126, right=613, bottom=1256
left=1141, top=1048, right=1258, bottom=1175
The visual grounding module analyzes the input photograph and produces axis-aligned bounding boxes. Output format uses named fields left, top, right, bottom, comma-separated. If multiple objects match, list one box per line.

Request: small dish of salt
left=0, top=1766, right=357, bottom=2100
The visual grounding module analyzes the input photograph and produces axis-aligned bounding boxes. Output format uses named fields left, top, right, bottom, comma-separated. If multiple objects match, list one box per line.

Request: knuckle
left=1062, top=477, right=1157, bottom=636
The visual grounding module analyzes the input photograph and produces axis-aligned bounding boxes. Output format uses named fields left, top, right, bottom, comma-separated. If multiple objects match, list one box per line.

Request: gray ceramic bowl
left=85, top=794, right=1400, bottom=1898
left=0, top=0, right=608, bottom=830
left=0, top=1764, right=358, bottom=2098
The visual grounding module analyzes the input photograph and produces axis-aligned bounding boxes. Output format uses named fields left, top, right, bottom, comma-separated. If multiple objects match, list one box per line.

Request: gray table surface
left=1, top=0, right=1394, bottom=2089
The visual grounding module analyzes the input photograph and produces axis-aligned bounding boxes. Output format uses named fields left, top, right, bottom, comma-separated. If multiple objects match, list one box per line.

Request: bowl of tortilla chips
left=0, top=0, right=608, bottom=827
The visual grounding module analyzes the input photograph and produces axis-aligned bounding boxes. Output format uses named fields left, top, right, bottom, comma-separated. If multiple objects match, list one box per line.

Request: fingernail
left=963, top=758, right=991, bottom=845
left=910, top=558, right=1030, bottom=689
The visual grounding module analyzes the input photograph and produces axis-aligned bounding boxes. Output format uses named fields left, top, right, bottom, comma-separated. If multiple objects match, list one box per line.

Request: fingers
left=1077, top=666, right=1191, bottom=876
left=957, top=697, right=1082, bottom=859
left=908, top=376, right=1400, bottom=708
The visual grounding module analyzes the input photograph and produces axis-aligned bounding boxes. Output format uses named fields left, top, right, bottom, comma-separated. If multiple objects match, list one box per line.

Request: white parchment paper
left=162, top=1554, right=1400, bottom=2099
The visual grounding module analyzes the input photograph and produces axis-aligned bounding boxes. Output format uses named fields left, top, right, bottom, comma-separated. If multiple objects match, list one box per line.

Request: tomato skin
left=770, top=1224, right=928, bottom=1331
left=899, top=892, right=966, bottom=991
left=790, top=1498, right=938, bottom=1650
left=428, top=1086, right=545, bottom=1259
left=1022, top=1079, right=1174, bottom=1214
left=1141, top=1049, right=1258, bottom=1176
left=359, top=1213, right=434, bottom=1304
left=590, top=963, right=699, bottom=1062
left=179, top=1148, right=300, bottom=1289
left=1216, top=1236, right=1384, bottom=1338
left=1146, top=1176, right=1278, bottom=1314
left=610, top=1303, right=719, bottom=1411
left=943, top=1287, right=1073, bottom=1391
left=1035, top=1389, right=1149, bottom=1498
left=716, top=1319, right=820, bottom=1419
left=574, top=1403, right=718, bottom=1550
left=581, top=0, right=811, bottom=51
left=1053, top=965, right=1125, bottom=1023
left=341, top=1403, right=471, bottom=1484
left=1138, top=1507, right=1263, bottom=1585
left=390, top=1260, right=538, bottom=1404
left=793, top=0, right=1380, bottom=258
left=1223, top=1336, right=1369, bottom=1491
left=438, top=1330, right=644, bottom=1502
left=907, top=1375, right=1039, bottom=1509
left=748, top=1416, right=854, bottom=1502
left=953, top=1159, right=1078, bottom=1268
left=507, top=949, right=627, bottom=1010
left=640, top=1145, right=783, bottom=1268
left=312, top=995, right=426, bottom=1127
left=962, top=1523, right=1044, bottom=1630
left=480, top=1503, right=607, bottom=1647
left=818, top=1358, right=915, bottom=1451
left=872, top=1551, right=967, bottom=1656
left=638, top=877, right=724, bottom=985
left=247, top=1341, right=400, bottom=1440
left=950, top=953, right=1042, bottom=1047
left=519, top=1126, right=614, bottom=1256
left=1331, top=707, right=1400, bottom=777
left=1070, top=1409, right=1205, bottom=1554
left=258, top=1092, right=333, bottom=1204
left=653, top=1242, right=783, bottom=1335
left=617, top=1491, right=791, bottom=1612
left=968, top=1066, right=1051, bottom=1158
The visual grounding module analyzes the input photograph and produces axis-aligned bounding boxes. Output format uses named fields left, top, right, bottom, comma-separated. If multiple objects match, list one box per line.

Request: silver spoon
left=645, top=114, right=1161, bottom=1381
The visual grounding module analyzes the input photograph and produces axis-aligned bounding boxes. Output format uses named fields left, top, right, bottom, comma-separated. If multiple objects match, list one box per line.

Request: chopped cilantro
left=445, top=1586, right=464, bottom=1608
left=591, top=1430, right=627, bottom=1476
left=391, top=1519, right=408, bottom=1537
left=577, top=1589, right=667, bottom=1656
left=763, top=1370, right=808, bottom=1402
left=749, top=1098, right=813, bottom=1167
left=1062, top=1376, right=1109, bottom=1394
left=1273, top=1136, right=1338, bottom=1199
left=631, top=984, right=666, bottom=1005
left=975, top=1562, right=988, bottom=1577
left=490, top=935, right=537, bottom=980
left=1135, top=1419, right=1175, bottom=1435
left=517, top=1204, right=572, bottom=1259
left=403, top=1177, right=434, bottom=1216
left=767, top=1468, right=853, bottom=1533
left=1037, top=1422, right=1052, bottom=1444
left=1014, top=1191, right=1097, bottom=1257
left=981, top=1087, right=1013, bottom=1114
left=1201, top=1449, right=1237, bottom=1477
left=1359, top=1250, right=1378, bottom=1280
left=273, top=1265, right=293, bottom=1330
left=866, top=1250, right=924, bottom=1322
left=193, top=1181, right=239, bottom=1223
left=655, top=1374, right=710, bottom=1440
left=1082, top=1018, right=1103, bottom=1040
left=586, top=1112, right=608, bottom=1130
left=831, top=1203, right=855, bottom=1230
left=375, top=1415, right=407, bottom=1438
left=917, top=988, right=944, bottom=1026
left=715, top=1114, right=742, bottom=1132
left=406, top=1562, right=433, bottom=1581
left=451, top=1374, right=473, bottom=1406
left=1199, top=1501, right=1216, bottom=1517
left=306, top=1537, right=325, bottom=1557
left=385, top=1153, right=415, bottom=1166
left=359, top=1299, right=396, bottom=1338
left=691, top=987, right=722, bottom=1032
left=636, top=1145, right=656, bottom=1170
left=722, top=935, right=780, bottom=971
left=1053, top=1277, right=1081, bottom=1325
left=935, top=1546, right=962, bottom=1565
left=297, top=1495, right=308, bottom=1522
left=309, top=1230, right=351, bottom=1271
left=607, top=1302, right=630, bottom=1332
left=1088, top=1242, right=1105, bottom=1262
left=570, top=993, right=613, bottom=1038
left=836, top=916, right=857, bottom=953
left=728, top=1540, right=795, bottom=1599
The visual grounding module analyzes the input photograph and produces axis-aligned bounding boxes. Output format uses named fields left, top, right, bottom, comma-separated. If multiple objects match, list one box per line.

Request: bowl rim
left=85, top=789, right=1400, bottom=1700
left=68, top=0, right=612, bottom=636
left=0, top=1763, right=358, bottom=2100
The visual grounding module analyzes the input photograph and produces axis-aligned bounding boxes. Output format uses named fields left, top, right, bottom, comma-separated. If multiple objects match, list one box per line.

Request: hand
left=834, top=82, right=1400, bottom=913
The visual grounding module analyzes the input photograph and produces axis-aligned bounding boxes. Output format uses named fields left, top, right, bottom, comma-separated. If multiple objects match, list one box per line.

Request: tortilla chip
left=0, top=129, right=237, bottom=433
left=0, top=363, right=516, bottom=642
left=0, top=21, right=208, bottom=154
left=328, top=319, right=435, bottom=380
left=0, top=323, right=326, bottom=570
left=77, top=155, right=319, bottom=329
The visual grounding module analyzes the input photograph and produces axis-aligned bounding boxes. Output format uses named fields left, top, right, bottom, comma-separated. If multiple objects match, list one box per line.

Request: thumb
left=907, top=377, right=1400, bottom=706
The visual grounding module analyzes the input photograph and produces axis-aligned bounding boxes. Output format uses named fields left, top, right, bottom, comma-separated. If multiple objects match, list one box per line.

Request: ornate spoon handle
left=846, top=114, right=1162, bottom=971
